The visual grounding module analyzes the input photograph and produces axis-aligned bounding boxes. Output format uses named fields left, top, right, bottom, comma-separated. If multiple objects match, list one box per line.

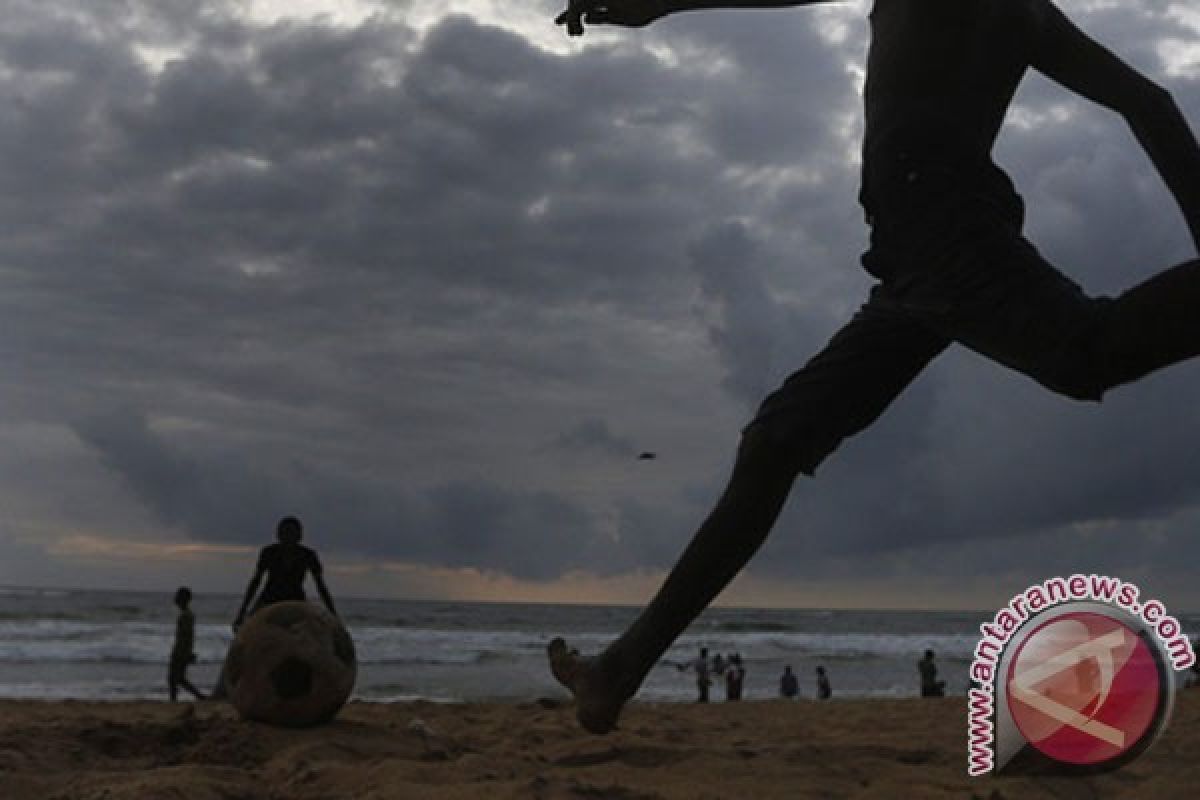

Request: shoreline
left=0, top=685, right=965, bottom=704
left=3, top=694, right=1197, bottom=799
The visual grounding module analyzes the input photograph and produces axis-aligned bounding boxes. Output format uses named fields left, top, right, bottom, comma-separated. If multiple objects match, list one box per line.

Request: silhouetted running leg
left=550, top=296, right=949, bottom=732
left=169, top=661, right=207, bottom=702
left=550, top=252, right=1200, bottom=733
left=549, top=427, right=801, bottom=731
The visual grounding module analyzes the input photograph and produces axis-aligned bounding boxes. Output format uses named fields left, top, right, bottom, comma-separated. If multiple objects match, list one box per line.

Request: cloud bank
left=2, top=0, right=1199, bottom=606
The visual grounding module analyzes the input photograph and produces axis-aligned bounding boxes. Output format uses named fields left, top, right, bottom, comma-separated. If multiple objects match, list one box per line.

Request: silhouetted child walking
left=168, top=587, right=205, bottom=702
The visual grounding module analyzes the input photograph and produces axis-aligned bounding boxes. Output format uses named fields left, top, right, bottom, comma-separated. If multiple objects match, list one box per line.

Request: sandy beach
left=2, top=693, right=1197, bottom=799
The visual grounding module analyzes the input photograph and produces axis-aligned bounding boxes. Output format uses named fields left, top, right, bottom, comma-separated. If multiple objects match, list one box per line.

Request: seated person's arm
left=233, top=553, right=267, bottom=630
left=315, top=574, right=338, bottom=618
left=558, top=0, right=837, bottom=35
left=1028, top=0, right=1200, bottom=250
left=310, top=553, right=339, bottom=618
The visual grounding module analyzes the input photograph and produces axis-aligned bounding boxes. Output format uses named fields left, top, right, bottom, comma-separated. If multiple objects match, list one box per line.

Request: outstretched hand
left=556, top=0, right=666, bottom=37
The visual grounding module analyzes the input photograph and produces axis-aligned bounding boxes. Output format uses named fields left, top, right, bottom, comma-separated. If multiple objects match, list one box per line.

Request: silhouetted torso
left=171, top=609, right=195, bottom=661
left=861, top=0, right=1033, bottom=222
left=255, top=543, right=322, bottom=608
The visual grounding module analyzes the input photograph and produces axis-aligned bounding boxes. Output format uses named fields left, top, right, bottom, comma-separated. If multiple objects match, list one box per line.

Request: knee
left=1030, top=313, right=1113, bottom=403
left=739, top=415, right=836, bottom=478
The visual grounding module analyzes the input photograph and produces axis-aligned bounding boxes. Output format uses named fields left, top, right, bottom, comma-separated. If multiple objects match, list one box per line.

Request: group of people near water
left=167, top=516, right=339, bottom=703
left=778, top=665, right=830, bottom=701
left=166, top=518, right=953, bottom=706
left=166, top=516, right=1199, bottom=710
left=678, top=647, right=748, bottom=703
left=159, top=514, right=1175, bottom=710
left=678, top=647, right=946, bottom=702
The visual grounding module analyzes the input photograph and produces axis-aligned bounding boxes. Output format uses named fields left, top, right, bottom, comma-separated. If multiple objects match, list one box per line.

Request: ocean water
left=3, top=585, right=1155, bottom=704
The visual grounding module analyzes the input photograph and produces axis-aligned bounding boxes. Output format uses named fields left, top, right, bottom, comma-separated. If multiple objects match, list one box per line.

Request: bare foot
left=547, top=637, right=633, bottom=734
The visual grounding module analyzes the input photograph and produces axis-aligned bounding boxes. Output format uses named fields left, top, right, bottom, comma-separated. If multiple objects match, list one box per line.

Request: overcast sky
left=1, top=0, right=1199, bottom=610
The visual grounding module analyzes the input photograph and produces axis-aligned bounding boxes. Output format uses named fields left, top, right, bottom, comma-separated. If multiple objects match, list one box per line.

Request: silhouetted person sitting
left=232, top=516, right=338, bottom=630
left=780, top=665, right=799, bottom=699
left=548, top=0, right=1200, bottom=734
left=168, top=587, right=206, bottom=702
left=918, top=650, right=946, bottom=697
left=815, top=666, right=832, bottom=700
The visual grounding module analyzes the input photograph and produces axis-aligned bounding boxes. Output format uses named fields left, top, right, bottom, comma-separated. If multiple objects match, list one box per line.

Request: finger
left=584, top=10, right=610, bottom=23
left=555, top=11, right=568, bottom=24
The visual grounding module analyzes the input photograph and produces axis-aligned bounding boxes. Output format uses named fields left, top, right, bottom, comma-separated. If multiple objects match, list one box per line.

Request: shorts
left=168, top=653, right=192, bottom=685
left=747, top=166, right=1115, bottom=475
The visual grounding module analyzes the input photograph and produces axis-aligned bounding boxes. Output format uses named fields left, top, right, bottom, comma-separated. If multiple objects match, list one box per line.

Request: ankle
left=597, top=642, right=645, bottom=701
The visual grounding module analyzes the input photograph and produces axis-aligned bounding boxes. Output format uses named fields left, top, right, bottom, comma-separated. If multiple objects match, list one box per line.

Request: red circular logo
left=1006, top=611, right=1163, bottom=766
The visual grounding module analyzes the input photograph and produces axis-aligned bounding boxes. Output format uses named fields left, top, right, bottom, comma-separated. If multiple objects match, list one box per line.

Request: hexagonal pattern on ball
left=226, top=602, right=356, bottom=726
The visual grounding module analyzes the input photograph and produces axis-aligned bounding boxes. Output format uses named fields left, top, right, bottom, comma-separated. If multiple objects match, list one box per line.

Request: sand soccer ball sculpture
left=225, top=602, right=357, bottom=726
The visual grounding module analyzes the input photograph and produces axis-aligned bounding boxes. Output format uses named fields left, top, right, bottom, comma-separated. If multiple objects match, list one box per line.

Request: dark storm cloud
left=548, top=418, right=637, bottom=458
left=3, top=0, right=1200, bottom=597
left=689, top=222, right=785, bottom=407
left=687, top=219, right=839, bottom=410
left=71, top=407, right=606, bottom=580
